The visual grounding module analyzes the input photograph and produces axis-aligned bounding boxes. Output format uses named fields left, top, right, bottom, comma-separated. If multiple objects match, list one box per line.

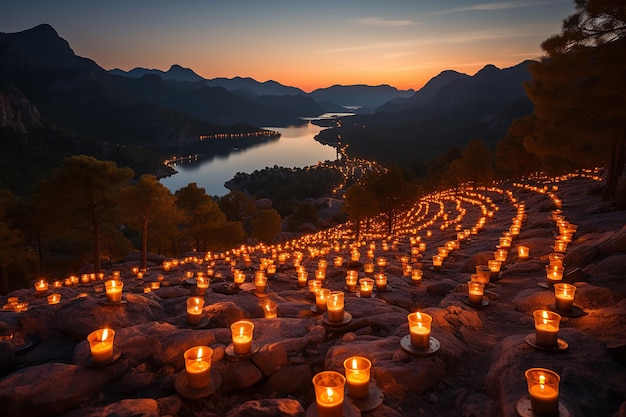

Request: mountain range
left=0, top=23, right=534, bottom=196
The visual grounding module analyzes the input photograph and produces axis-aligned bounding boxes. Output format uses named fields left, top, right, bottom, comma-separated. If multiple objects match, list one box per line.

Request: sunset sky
left=1, top=0, right=576, bottom=92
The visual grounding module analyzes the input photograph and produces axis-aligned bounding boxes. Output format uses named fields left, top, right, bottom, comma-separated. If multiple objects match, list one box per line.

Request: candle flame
left=239, top=326, right=244, bottom=337
left=416, top=312, right=422, bottom=320
left=326, top=387, right=335, bottom=400
left=102, top=328, right=109, bottom=341
left=351, top=358, right=358, bottom=370
left=197, top=347, right=203, bottom=359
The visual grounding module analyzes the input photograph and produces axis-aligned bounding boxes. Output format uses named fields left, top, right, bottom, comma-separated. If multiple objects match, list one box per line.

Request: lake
left=159, top=122, right=339, bottom=197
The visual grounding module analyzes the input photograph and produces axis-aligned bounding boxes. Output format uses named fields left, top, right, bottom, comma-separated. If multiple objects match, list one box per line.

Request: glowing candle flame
left=102, top=328, right=109, bottom=341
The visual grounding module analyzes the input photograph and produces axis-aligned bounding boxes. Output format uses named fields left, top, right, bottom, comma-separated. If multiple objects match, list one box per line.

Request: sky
left=1, top=0, right=576, bottom=92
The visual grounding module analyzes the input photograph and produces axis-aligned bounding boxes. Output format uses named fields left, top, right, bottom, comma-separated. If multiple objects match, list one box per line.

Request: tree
left=120, top=175, right=182, bottom=270
left=250, top=208, right=282, bottom=243
left=524, top=0, right=626, bottom=199
left=442, top=139, right=494, bottom=188
left=363, top=168, right=420, bottom=235
left=342, top=183, right=378, bottom=241
left=34, top=155, right=134, bottom=273
left=496, top=116, right=542, bottom=179
left=176, top=183, right=228, bottom=252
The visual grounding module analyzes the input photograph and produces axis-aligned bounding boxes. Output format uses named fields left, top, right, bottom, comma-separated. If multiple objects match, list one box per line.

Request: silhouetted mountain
left=206, top=76, right=306, bottom=97
left=109, top=64, right=204, bottom=82
left=309, top=84, right=415, bottom=112
left=316, top=62, right=535, bottom=176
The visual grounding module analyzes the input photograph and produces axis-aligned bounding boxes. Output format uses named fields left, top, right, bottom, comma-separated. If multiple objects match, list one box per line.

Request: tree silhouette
left=250, top=208, right=282, bottom=243
left=495, top=116, right=541, bottom=179
left=176, top=183, right=228, bottom=252
left=34, top=155, right=134, bottom=273
left=120, top=175, right=181, bottom=270
left=443, top=139, right=494, bottom=188
left=524, top=0, right=626, bottom=199
left=343, top=183, right=378, bottom=241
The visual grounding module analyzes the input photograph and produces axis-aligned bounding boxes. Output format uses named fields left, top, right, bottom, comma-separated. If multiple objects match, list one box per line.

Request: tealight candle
left=315, top=269, right=326, bottom=281
left=402, top=263, right=412, bottom=276
left=345, top=271, right=358, bottom=292
left=548, top=253, right=564, bottom=267
left=186, top=297, right=204, bottom=325
left=326, top=291, right=344, bottom=322
left=375, top=273, right=387, bottom=291
left=231, top=320, right=254, bottom=355
left=545, top=265, right=564, bottom=285
left=533, top=310, right=561, bottom=348
left=87, top=328, right=115, bottom=363
left=150, top=281, right=160, bottom=290
left=494, top=249, right=508, bottom=262
left=467, top=280, right=484, bottom=305
left=525, top=368, right=560, bottom=416
left=554, top=283, right=576, bottom=311
left=333, top=256, right=343, bottom=267
left=254, top=275, right=267, bottom=294
left=407, top=312, right=432, bottom=349
left=517, top=245, right=529, bottom=259
left=308, top=279, right=322, bottom=294
left=411, top=268, right=423, bottom=285
left=263, top=300, right=278, bottom=318
left=234, top=271, right=246, bottom=286
left=343, top=356, right=371, bottom=399
left=376, top=257, right=386, bottom=270
left=297, top=271, right=308, bottom=287
left=315, top=288, right=330, bottom=312
left=363, top=263, right=375, bottom=273
left=358, top=278, right=374, bottom=298
left=104, top=279, right=123, bottom=302
left=488, top=260, right=501, bottom=280
left=196, top=276, right=209, bottom=295
left=432, top=255, right=443, bottom=270
left=34, top=279, right=48, bottom=295
left=475, top=265, right=491, bottom=283
left=47, top=293, right=61, bottom=305
left=184, top=346, right=213, bottom=389
left=312, top=371, right=346, bottom=417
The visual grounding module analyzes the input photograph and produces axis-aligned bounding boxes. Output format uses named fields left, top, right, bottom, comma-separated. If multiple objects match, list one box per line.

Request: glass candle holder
left=184, top=346, right=213, bottom=389
left=525, top=368, right=560, bottom=416
left=187, top=296, right=204, bottom=325
left=488, top=260, right=501, bottom=279
left=548, top=253, right=564, bottom=268
left=553, top=283, right=576, bottom=311
left=475, top=265, right=491, bottom=283
left=407, top=312, right=432, bottom=349
left=312, top=371, right=346, bottom=417
left=345, top=270, right=358, bottom=292
left=196, top=276, right=209, bottom=295
left=533, top=310, right=561, bottom=348
left=47, top=293, right=61, bottom=305
left=517, top=245, right=529, bottom=259
left=34, top=279, right=48, bottom=295
left=467, top=280, right=485, bottom=305
left=402, top=263, right=412, bottom=277
left=254, top=275, right=267, bottom=294
left=333, top=256, right=343, bottom=267
left=326, top=291, right=344, bottom=322
left=315, top=288, right=330, bottom=312
left=231, top=320, right=254, bottom=355
left=343, top=356, right=371, bottom=399
left=297, top=271, right=308, bottom=287
left=87, top=328, right=115, bottom=363
left=263, top=300, right=278, bottom=318
left=375, top=273, right=387, bottom=291
left=411, top=268, right=423, bottom=285
left=545, top=265, right=564, bottom=285
left=315, top=269, right=326, bottom=281
left=432, top=255, right=443, bottom=270
left=104, top=279, right=123, bottom=302
left=363, top=263, right=375, bottom=273
left=308, top=279, right=322, bottom=294
left=358, top=278, right=374, bottom=298
left=494, top=249, right=508, bottom=262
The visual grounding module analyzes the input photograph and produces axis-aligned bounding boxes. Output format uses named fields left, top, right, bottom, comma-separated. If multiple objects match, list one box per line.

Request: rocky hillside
left=1, top=172, right=624, bottom=417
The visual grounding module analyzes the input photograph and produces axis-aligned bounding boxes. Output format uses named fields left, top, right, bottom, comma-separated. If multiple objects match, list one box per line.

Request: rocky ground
left=1, top=172, right=625, bottom=417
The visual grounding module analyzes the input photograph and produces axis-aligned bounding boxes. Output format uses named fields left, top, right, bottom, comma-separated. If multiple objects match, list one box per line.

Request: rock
left=205, top=301, right=248, bottom=328
left=426, top=279, right=457, bottom=296
left=218, top=360, right=263, bottom=393
left=252, top=342, right=288, bottom=376
left=264, top=364, right=312, bottom=394
left=226, top=398, right=305, bottom=417
left=62, top=398, right=160, bottom=417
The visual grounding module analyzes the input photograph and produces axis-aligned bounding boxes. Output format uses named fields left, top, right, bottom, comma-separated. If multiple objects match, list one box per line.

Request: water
left=159, top=122, right=339, bottom=196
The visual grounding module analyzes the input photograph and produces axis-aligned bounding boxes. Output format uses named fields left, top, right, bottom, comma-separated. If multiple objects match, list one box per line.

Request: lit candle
left=87, top=328, right=115, bottom=363
left=359, top=278, right=374, bottom=298
left=34, top=279, right=48, bottom=295
left=517, top=245, right=529, bottom=260
left=234, top=271, right=246, bottom=286
left=231, top=320, right=254, bottom=355
left=308, top=279, right=322, bottom=294
left=315, top=288, right=330, bottom=312
left=263, top=300, right=277, bottom=318
left=104, top=279, right=123, bottom=302
left=545, top=265, right=563, bottom=285
left=408, top=312, right=432, bottom=349
left=548, top=253, right=563, bottom=267
left=184, top=346, right=213, bottom=389
left=363, top=263, right=375, bottom=273
left=343, top=356, right=371, bottom=399
left=333, top=256, right=343, bottom=267
left=254, top=274, right=267, bottom=294
left=411, top=268, right=423, bottom=285
left=376, top=257, right=386, bottom=271
left=297, top=271, right=308, bottom=287
left=533, top=310, right=561, bottom=348
left=488, top=260, right=501, bottom=280
left=474, top=265, right=491, bottom=283
left=432, top=255, right=443, bottom=270
left=312, top=371, right=345, bottom=417
left=196, top=276, right=209, bottom=295
left=315, top=269, right=326, bottom=281
left=467, top=280, right=484, bottom=305
left=494, top=249, right=508, bottom=262
left=554, top=283, right=576, bottom=311
left=150, top=281, right=160, bottom=290
left=326, top=291, right=344, bottom=322
left=47, top=293, right=61, bottom=305
left=370, top=271, right=385, bottom=291
left=345, top=270, right=358, bottom=292
left=525, top=368, right=560, bottom=416
left=186, top=297, right=204, bottom=325
left=402, top=263, right=412, bottom=277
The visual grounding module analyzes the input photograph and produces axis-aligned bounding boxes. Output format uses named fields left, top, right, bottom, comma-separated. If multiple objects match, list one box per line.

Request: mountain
left=205, top=76, right=306, bottom=97
left=309, top=84, right=415, bottom=113
left=316, top=61, right=535, bottom=175
left=109, top=64, right=205, bottom=83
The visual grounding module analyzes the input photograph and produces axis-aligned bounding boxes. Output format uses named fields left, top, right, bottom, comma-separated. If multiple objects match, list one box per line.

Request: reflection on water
left=159, top=123, right=338, bottom=197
